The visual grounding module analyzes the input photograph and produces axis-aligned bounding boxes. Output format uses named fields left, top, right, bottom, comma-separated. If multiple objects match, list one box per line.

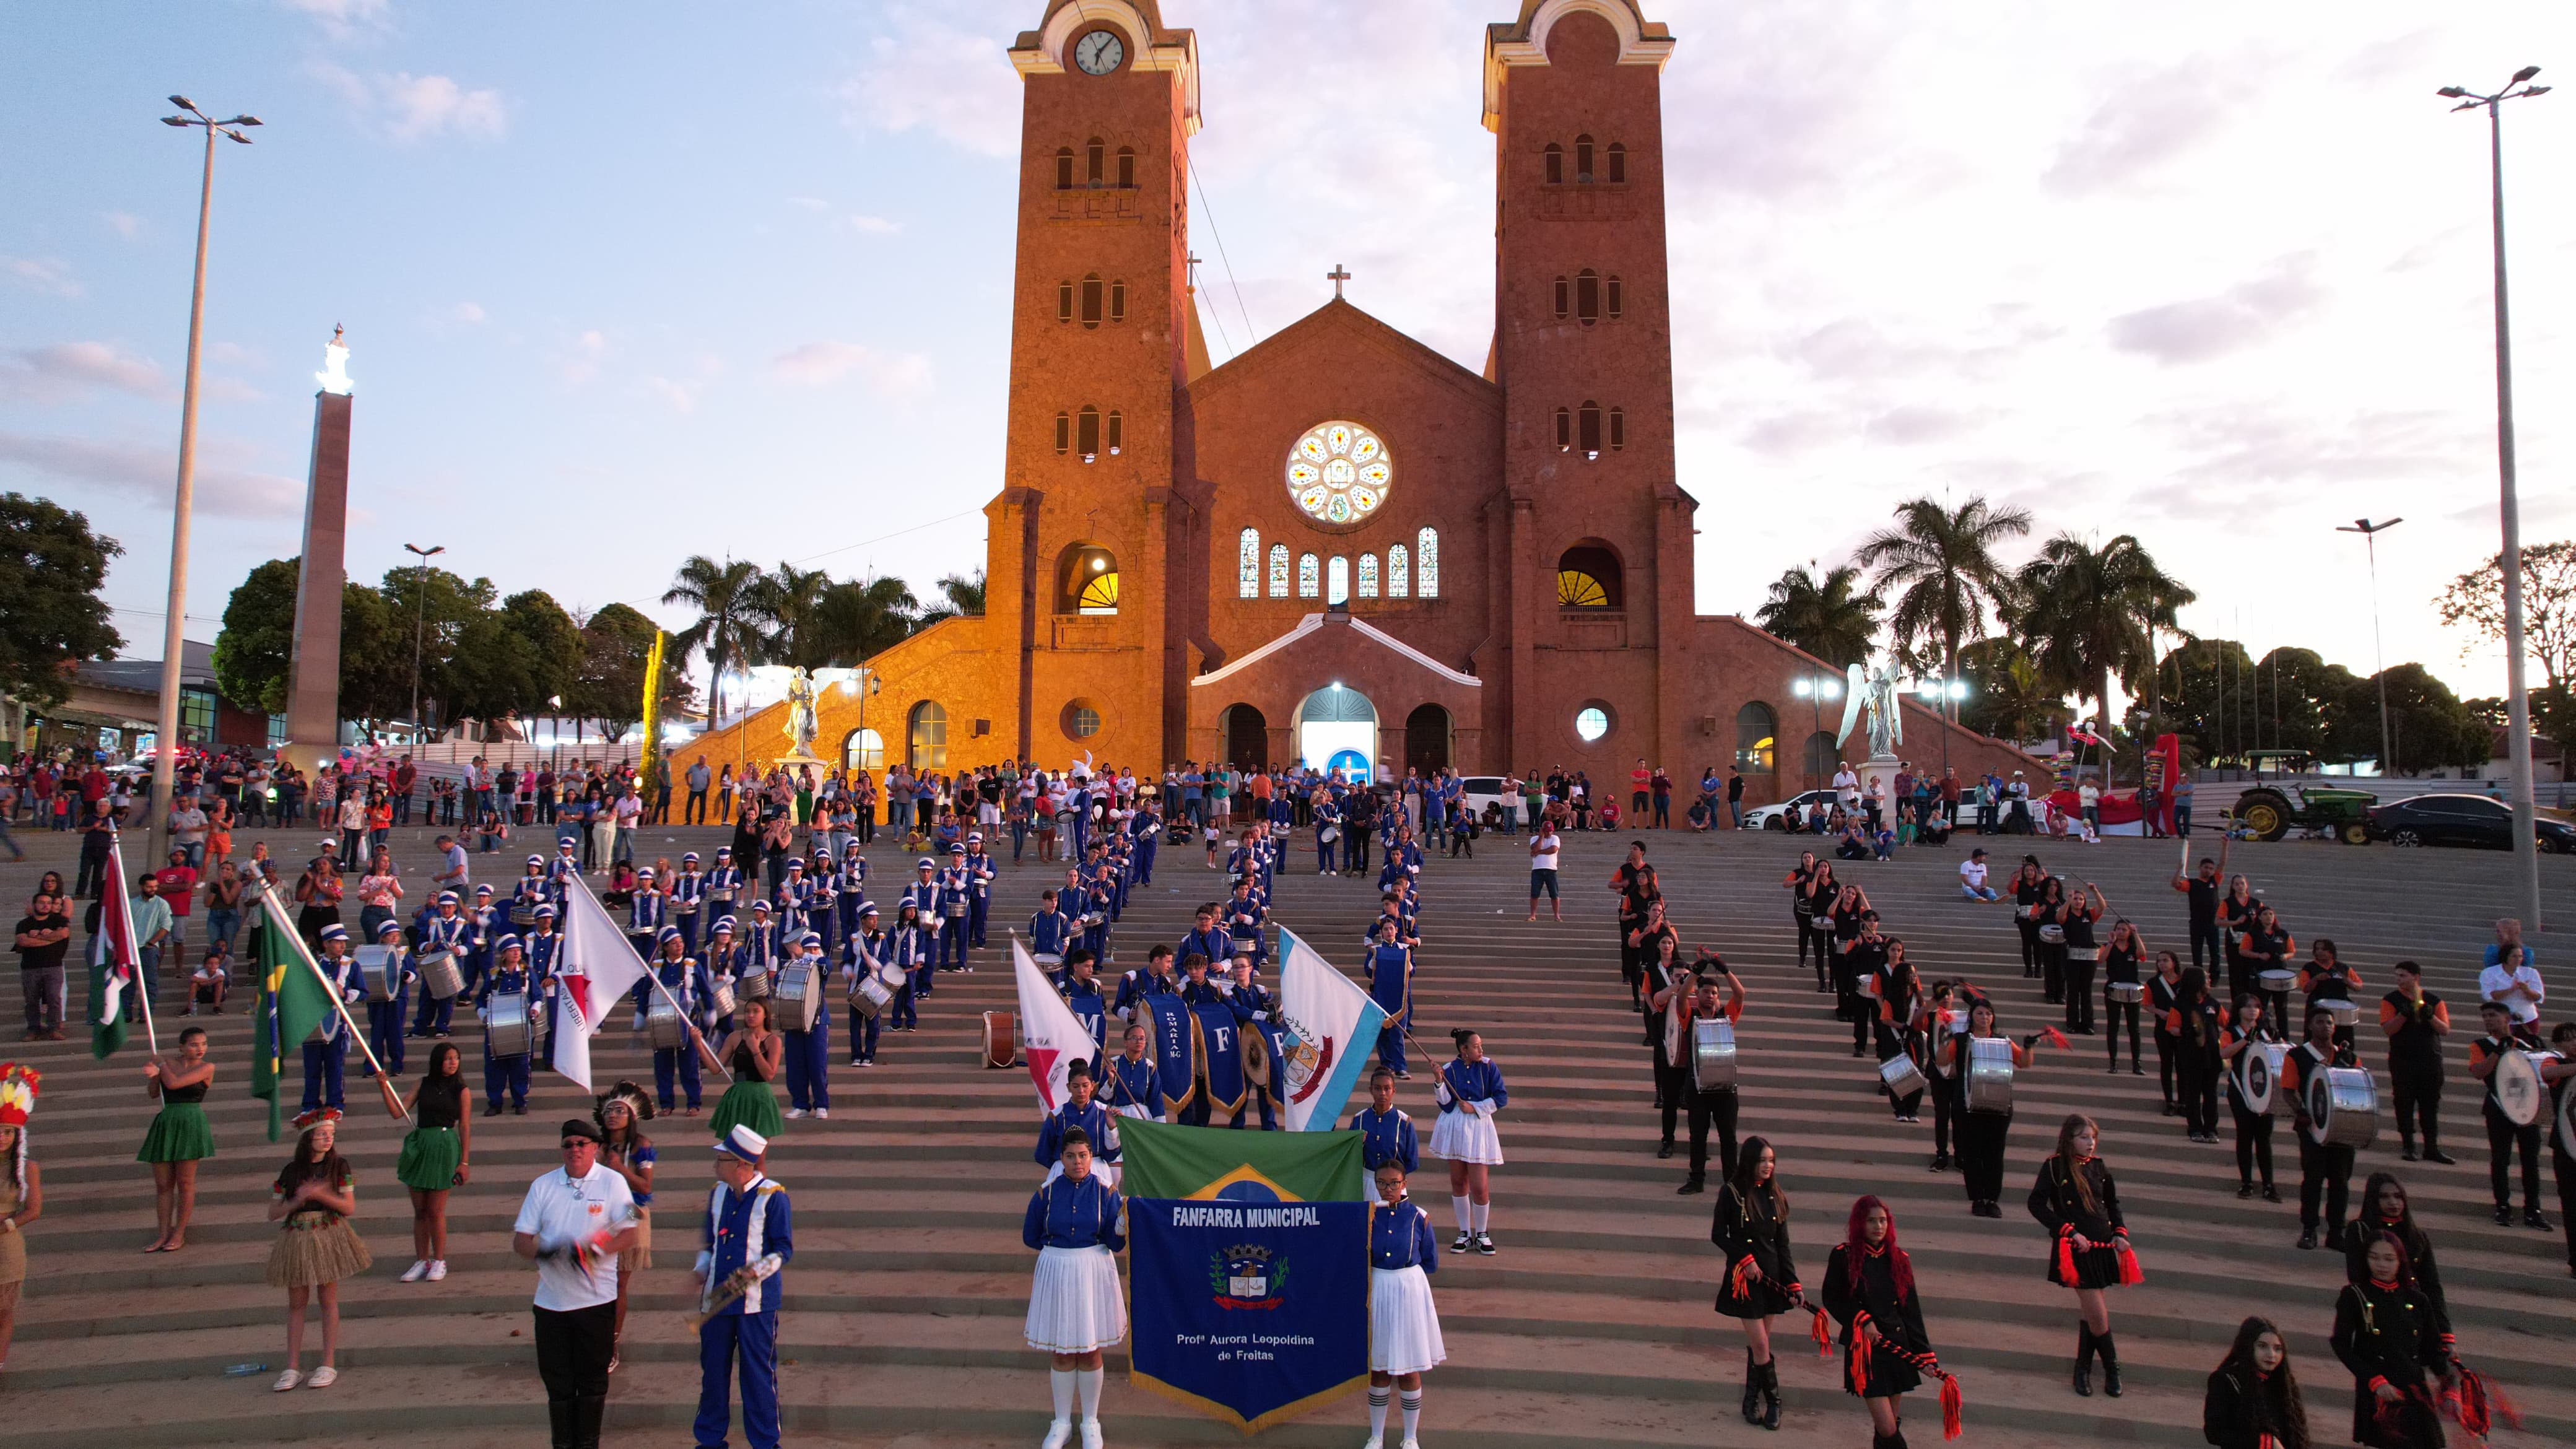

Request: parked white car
left=1457, top=775, right=1520, bottom=824
left=1742, top=788, right=1842, bottom=832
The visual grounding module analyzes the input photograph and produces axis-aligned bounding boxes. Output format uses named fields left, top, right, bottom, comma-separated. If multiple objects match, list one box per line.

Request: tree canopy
left=0, top=492, right=123, bottom=711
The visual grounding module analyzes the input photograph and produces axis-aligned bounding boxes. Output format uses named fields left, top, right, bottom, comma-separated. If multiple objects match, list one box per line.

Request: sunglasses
left=559, top=1139, right=596, bottom=1151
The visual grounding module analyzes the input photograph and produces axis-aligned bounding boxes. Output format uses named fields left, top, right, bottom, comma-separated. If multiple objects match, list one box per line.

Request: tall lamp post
left=403, top=543, right=445, bottom=743
left=1916, top=676, right=1969, bottom=777
left=2439, top=67, right=2550, bottom=930
left=144, top=98, right=258, bottom=870
left=2335, top=518, right=2403, bottom=775
left=1791, top=669, right=1840, bottom=793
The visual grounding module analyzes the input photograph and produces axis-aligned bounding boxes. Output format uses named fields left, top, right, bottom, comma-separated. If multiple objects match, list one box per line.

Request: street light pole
left=2439, top=67, right=2551, bottom=929
left=145, top=98, right=258, bottom=871
left=2336, top=518, right=2403, bottom=775
left=404, top=544, right=446, bottom=742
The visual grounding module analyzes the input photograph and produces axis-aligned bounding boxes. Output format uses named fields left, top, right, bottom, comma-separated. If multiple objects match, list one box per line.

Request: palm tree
left=2012, top=532, right=2197, bottom=730
left=1752, top=562, right=1881, bottom=668
left=663, top=555, right=764, bottom=723
left=1855, top=495, right=2032, bottom=716
left=916, top=569, right=986, bottom=626
left=810, top=575, right=920, bottom=665
left=749, top=564, right=833, bottom=669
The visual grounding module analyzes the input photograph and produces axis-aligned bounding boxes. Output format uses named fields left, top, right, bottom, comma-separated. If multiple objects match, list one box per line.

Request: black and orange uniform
left=1675, top=978, right=1746, bottom=1186
left=2469, top=1027, right=2548, bottom=1221
left=2010, top=871, right=2047, bottom=981
left=2214, top=888, right=2259, bottom=998
left=2551, top=1056, right=2576, bottom=1274
left=1783, top=862, right=1821, bottom=983
left=1644, top=953, right=1690, bottom=1146
left=2218, top=1019, right=2278, bottom=1196
left=1873, top=972, right=1925, bottom=1120
left=2101, top=934, right=2144, bottom=1073
left=2300, top=959, right=2363, bottom=1051
left=2328, top=1271, right=2452, bottom=1449
left=1828, top=899, right=1869, bottom=1033
left=2056, top=899, right=2103, bottom=1035
left=2341, top=1218, right=2451, bottom=1351
left=1803, top=878, right=1840, bottom=994
left=2238, top=918, right=2295, bottom=1014
left=1616, top=860, right=1660, bottom=1005
left=2201, top=1360, right=2303, bottom=1449
left=1949, top=1030, right=2032, bottom=1213
left=2029, top=1151, right=2132, bottom=1391
left=2147, top=968, right=2183, bottom=1113
left=2281, top=1037, right=2360, bottom=1243
left=2033, top=891, right=2069, bottom=1006
left=1915, top=1000, right=1962, bottom=1169
left=2378, top=988, right=2449, bottom=1160
left=2167, top=993, right=2226, bottom=1142
left=1821, top=1240, right=1933, bottom=1401
left=1712, top=1181, right=1799, bottom=1320
left=1844, top=929, right=1889, bottom=1056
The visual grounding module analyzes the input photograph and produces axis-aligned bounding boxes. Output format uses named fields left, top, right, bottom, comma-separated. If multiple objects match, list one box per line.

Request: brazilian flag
left=246, top=898, right=333, bottom=1141
left=1117, top=1118, right=1367, bottom=1203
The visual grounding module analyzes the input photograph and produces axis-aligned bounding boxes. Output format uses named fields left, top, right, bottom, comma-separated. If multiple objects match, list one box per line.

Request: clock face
left=1074, top=30, right=1125, bottom=75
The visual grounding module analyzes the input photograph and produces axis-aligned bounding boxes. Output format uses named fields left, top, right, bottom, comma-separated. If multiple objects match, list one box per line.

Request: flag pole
left=575, top=879, right=731, bottom=1083
left=250, top=878, right=409, bottom=1122
left=107, top=834, right=162, bottom=1058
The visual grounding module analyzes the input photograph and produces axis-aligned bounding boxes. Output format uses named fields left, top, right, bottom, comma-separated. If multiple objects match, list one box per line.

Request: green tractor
left=2230, top=751, right=2378, bottom=843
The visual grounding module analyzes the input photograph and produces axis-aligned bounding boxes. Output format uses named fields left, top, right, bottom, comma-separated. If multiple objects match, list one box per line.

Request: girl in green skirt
left=394, top=1042, right=471, bottom=1283
left=707, top=997, right=786, bottom=1140
left=139, top=1025, right=215, bottom=1253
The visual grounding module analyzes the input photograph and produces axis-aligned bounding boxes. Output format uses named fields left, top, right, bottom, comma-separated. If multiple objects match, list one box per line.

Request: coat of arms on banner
left=1211, top=1243, right=1289, bottom=1309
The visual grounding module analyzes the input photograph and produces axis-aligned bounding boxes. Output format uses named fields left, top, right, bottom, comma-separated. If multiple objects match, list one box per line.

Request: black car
left=2364, top=793, right=2576, bottom=853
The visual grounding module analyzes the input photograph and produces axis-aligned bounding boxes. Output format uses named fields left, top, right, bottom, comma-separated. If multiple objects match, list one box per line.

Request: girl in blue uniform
left=1365, top=921, right=1414, bottom=1079
left=1350, top=1068, right=1419, bottom=1175
left=889, top=900, right=931, bottom=1032
left=1365, top=1161, right=1445, bottom=1449
left=1430, top=1029, right=1507, bottom=1255
left=1023, top=1128, right=1125, bottom=1449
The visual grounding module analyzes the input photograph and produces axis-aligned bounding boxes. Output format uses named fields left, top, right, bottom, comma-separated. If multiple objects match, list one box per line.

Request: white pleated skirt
left=1025, top=1244, right=1127, bottom=1354
left=1368, top=1264, right=1447, bottom=1375
left=1428, top=1108, right=1503, bottom=1165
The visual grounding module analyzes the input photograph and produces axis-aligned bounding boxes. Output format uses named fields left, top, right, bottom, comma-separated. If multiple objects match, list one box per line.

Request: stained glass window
left=1327, top=556, right=1350, bottom=605
left=1078, top=570, right=1120, bottom=614
left=1559, top=570, right=1610, bottom=607
left=1238, top=528, right=1260, bottom=598
left=1387, top=543, right=1410, bottom=598
left=1297, top=552, right=1319, bottom=598
left=1417, top=528, right=1439, bottom=598
left=1269, top=544, right=1289, bottom=598
left=1285, top=420, right=1391, bottom=525
left=1357, top=553, right=1378, bottom=598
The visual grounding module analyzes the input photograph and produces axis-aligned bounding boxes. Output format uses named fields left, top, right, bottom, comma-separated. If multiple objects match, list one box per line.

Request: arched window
left=1081, top=274, right=1103, bottom=327
left=1085, top=137, right=1105, bottom=185
left=1115, top=146, right=1136, bottom=189
left=1237, top=528, right=1260, bottom=598
left=1417, top=528, right=1439, bottom=598
left=1076, top=406, right=1100, bottom=459
left=842, top=726, right=884, bottom=772
left=1269, top=543, right=1290, bottom=598
left=1552, top=276, right=1569, bottom=320
left=1053, top=412, right=1071, bottom=455
left=1108, top=281, right=1126, bottom=323
left=1543, top=141, right=1564, bottom=185
left=1327, top=555, right=1351, bottom=605
left=1556, top=542, right=1624, bottom=609
left=1735, top=702, right=1778, bottom=773
left=1575, top=134, right=1595, bottom=182
left=1578, top=401, right=1603, bottom=457
left=1057, top=281, right=1074, bottom=323
left=1387, top=542, right=1410, bottom=598
left=1606, top=274, right=1624, bottom=320
left=1554, top=407, right=1572, bottom=452
left=1055, top=149, right=1074, bottom=190
left=1357, top=552, right=1379, bottom=598
left=1057, top=544, right=1119, bottom=615
left=1609, top=408, right=1627, bottom=451
left=1803, top=731, right=1838, bottom=783
left=1297, top=552, right=1320, bottom=599
left=907, top=702, right=947, bottom=770
left=1575, top=269, right=1599, bottom=325
left=1607, top=141, right=1626, bottom=183
left=1105, top=410, right=1123, bottom=456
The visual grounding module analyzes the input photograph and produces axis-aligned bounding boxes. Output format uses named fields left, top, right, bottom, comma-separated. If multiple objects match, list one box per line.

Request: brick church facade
left=696, top=0, right=2037, bottom=807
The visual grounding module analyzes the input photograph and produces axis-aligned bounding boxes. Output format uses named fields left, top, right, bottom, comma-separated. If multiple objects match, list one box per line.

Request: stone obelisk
left=281, top=326, right=353, bottom=771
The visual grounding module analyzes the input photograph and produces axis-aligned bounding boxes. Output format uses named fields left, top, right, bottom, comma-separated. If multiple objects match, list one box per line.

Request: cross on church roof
left=1326, top=263, right=1351, bottom=300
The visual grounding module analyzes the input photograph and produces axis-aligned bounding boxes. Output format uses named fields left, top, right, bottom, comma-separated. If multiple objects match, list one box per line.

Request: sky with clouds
left=3, top=0, right=2571, bottom=704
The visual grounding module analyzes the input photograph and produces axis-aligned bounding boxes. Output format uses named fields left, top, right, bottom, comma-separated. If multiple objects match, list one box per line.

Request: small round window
left=1575, top=704, right=1611, bottom=743
left=1061, top=700, right=1103, bottom=740
left=1285, top=420, right=1391, bottom=525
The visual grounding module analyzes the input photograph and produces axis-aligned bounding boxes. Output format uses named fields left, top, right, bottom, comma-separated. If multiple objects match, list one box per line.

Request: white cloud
left=786, top=196, right=830, bottom=212
left=0, top=342, right=164, bottom=403
left=2043, top=61, right=2237, bottom=195
left=837, top=8, right=1022, bottom=159
left=103, top=212, right=142, bottom=241
left=844, top=214, right=901, bottom=236
left=0, top=430, right=299, bottom=518
left=560, top=329, right=608, bottom=385
left=2, top=256, right=81, bottom=298
left=309, top=61, right=506, bottom=142
left=2107, top=255, right=2327, bottom=365
left=451, top=302, right=486, bottom=324
left=282, top=0, right=393, bottom=42
left=769, top=341, right=933, bottom=393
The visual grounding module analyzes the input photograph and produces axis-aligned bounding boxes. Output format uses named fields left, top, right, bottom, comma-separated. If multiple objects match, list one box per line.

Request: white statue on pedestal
left=782, top=668, right=821, bottom=761
left=1836, top=658, right=1904, bottom=761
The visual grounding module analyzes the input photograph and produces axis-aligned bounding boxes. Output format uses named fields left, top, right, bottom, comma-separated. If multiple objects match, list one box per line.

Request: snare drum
left=737, top=967, right=772, bottom=1001
left=1879, top=1053, right=1928, bottom=1100
left=509, top=904, right=537, bottom=928
left=486, top=990, right=535, bottom=1058
left=2307, top=1066, right=2378, bottom=1149
left=1320, top=825, right=1340, bottom=844
left=356, top=945, right=396, bottom=1003
left=2491, top=1050, right=2548, bottom=1128
left=645, top=996, right=686, bottom=1051
left=982, top=1009, right=1019, bottom=1069
left=942, top=897, right=968, bottom=920
left=417, top=950, right=465, bottom=1002
left=1690, top=1018, right=1737, bottom=1092
left=1965, top=1037, right=2017, bottom=1115
left=851, top=975, right=895, bottom=1019
left=2321, top=1001, right=2360, bottom=1032
left=707, top=980, right=738, bottom=1020
left=2037, top=923, right=2066, bottom=946
left=2256, top=968, right=2298, bottom=997
left=1032, top=952, right=1064, bottom=971
left=2104, top=982, right=2144, bottom=1006
left=773, top=962, right=823, bottom=1033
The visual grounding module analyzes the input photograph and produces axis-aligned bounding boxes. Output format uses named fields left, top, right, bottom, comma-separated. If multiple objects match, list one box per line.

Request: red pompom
left=1848, top=1340, right=1870, bottom=1395
left=1939, top=1372, right=1965, bottom=1440
left=2054, top=1228, right=2079, bottom=1286
left=1810, top=1305, right=1832, bottom=1357
left=2115, top=1239, right=2144, bottom=1286
left=2041, top=1026, right=2070, bottom=1051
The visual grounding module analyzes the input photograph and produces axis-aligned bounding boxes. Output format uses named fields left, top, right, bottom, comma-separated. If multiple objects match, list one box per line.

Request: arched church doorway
left=1295, top=684, right=1377, bottom=783
left=1403, top=704, right=1450, bottom=777
left=1222, top=704, right=1268, bottom=772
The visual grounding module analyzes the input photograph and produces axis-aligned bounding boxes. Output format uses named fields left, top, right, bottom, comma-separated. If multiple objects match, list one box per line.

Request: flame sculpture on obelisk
left=281, top=326, right=354, bottom=772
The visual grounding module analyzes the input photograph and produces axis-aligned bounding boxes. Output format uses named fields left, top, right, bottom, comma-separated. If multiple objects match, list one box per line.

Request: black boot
left=2099, top=1330, right=2123, bottom=1398
left=1742, top=1346, right=1761, bottom=1424
left=570, top=1392, right=607, bottom=1449
left=2072, top=1323, right=2095, bottom=1397
left=1757, top=1358, right=1781, bottom=1431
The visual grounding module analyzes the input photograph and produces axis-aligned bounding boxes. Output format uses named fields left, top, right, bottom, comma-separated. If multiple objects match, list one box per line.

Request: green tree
left=2437, top=539, right=2576, bottom=690
left=1753, top=563, right=1880, bottom=668
left=749, top=564, right=833, bottom=669
left=811, top=576, right=919, bottom=665
left=378, top=564, right=497, bottom=726
left=569, top=603, right=689, bottom=742
left=443, top=612, right=542, bottom=725
left=664, top=556, right=764, bottom=723
left=1855, top=495, right=2030, bottom=710
left=337, top=582, right=408, bottom=728
left=2013, top=532, right=2195, bottom=729
left=211, top=558, right=302, bottom=714
left=0, top=492, right=123, bottom=711
left=916, top=569, right=986, bottom=626
left=1956, top=637, right=2063, bottom=743
left=2345, top=664, right=2489, bottom=773
left=498, top=590, right=581, bottom=710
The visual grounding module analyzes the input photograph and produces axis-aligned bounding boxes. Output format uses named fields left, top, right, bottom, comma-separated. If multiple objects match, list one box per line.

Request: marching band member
left=301, top=926, right=365, bottom=1116
left=846, top=903, right=889, bottom=1067
left=1023, top=1128, right=1125, bottom=1449
left=2054, top=881, right=2106, bottom=1037
left=1431, top=1029, right=1507, bottom=1255
left=1103, top=1021, right=1165, bottom=1121
left=2218, top=994, right=2281, bottom=1201
left=1351, top=1066, right=1419, bottom=1175
left=642, top=927, right=713, bottom=1116
left=2101, top=917, right=2146, bottom=1075
left=889, top=900, right=932, bottom=1033
left=1711, top=1136, right=1796, bottom=1430
left=1825, top=882, right=1870, bottom=1037
left=1178, top=905, right=1230, bottom=976
left=1823, top=1194, right=1948, bottom=1449
left=266, top=1108, right=370, bottom=1393
left=2008, top=856, right=2048, bottom=982
left=396, top=1041, right=470, bottom=1283
left=901, top=859, right=942, bottom=991
left=1617, top=842, right=1661, bottom=1006
left=513, top=852, right=551, bottom=920
left=528, top=903, right=567, bottom=1071
left=779, top=931, right=831, bottom=1121
left=1112, top=942, right=1177, bottom=1022
left=2281, top=1004, right=2360, bottom=1249
left=2169, top=966, right=2226, bottom=1146
left=2201, top=1316, right=2313, bottom=1449
left=2238, top=903, right=2295, bottom=1012
left=2300, top=939, right=2362, bottom=1051
left=2028, top=1113, right=2134, bottom=1398
left=411, top=890, right=472, bottom=1039
left=2379, top=961, right=2453, bottom=1164
left=1061, top=950, right=1111, bottom=1067
left=702, top=916, right=742, bottom=1033
left=1314, top=791, right=1342, bottom=876
left=2147, top=949, right=2185, bottom=1114
left=365, top=918, right=416, bottom=1077
left=1029, top=889, right=1079, bottom=964
left=1078, top=868, right=1117, bottom=967
left=1366, top=918, right=1416, bottom=1081
left=1225, top=876, right=1269, bottom=972
left=1644, top=936, right=1693, bottom=1156
left=1917, top=980, right=1963, bottom=1173
left=546, top=833, right=583, bottom=903
left=2468, top=999, right=2551, bottom=1229
left=467, top=884, right=499, bottom=994
left=1036, top=1060, right=1120, bottom=1186
left=964, top=833, right=997, bottom=947
left=2545, top=1022, right=2576, bottom=1276
left=707, top=846, right=746, bottom=934
left=2329, top=1232, right=2455, bottom=1449
left=742, top=900, right=780, bottom=977
left=671, top=851, right=706, bottom=953
left=140, top=1023, right=216, bottom=1253
left=936, top=845, right=973, bottom=971
left=2030, top=876, right=2070, bottom=1007
left=835, top=847, right=870, bottom=946
left=805, top=848, right=838, bottom=960
left=707, top=999, right=786, bottom=1142
left=476, top=934, right=537, bottom=1118
left=773, top=859, right=811, bottom=943
left=594, top=1083, right=657, bottom=1369
left=1844, top=912, right=1891, bottom=1058
left=695, top=1125, right=792, bottom=1449
left=1949, top=998, right=2033, bottom=1217
left=1872, top=944, right=1925, bottom=1123
left=1364, top=1160, right=1445, bottom=1449
left=1783, top=850, right=1822, bottom=991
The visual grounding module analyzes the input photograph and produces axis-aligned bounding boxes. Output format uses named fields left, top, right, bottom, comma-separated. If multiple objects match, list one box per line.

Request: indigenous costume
left=0, top=1064, right=38, bottom=1312
left=266, top=1113, right=372, bottom=1289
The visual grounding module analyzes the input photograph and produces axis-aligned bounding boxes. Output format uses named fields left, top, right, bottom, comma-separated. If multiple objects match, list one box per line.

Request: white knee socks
left=1077, top=1365, right=1103, bottom=1424
left=1368, top=1386, right=1390, bottom=1437
left=1050, top=1367, right=1076, bottom=1421
left=1470, top=1200, right=1489, bottom=1235
left=1450, top=1195, right=1471, bottom=1235
left=1401, top=1388, right=1422, bottom=1439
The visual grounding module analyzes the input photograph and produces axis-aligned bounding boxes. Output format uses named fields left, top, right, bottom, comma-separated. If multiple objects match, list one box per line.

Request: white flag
left=1275, top=925, right=1389, bottom=1131
left=1014, top=936, right=1097, bottom=1115
left=550, top=879, right=651, bottom=1092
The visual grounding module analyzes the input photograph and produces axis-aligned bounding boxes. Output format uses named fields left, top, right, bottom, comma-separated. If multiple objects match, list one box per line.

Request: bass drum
left=1964, top=1037, right=2016, bottom=1115
left=2307, top=1066, right=2378, bottom=1149
left=773, top=962, right=824, bottom=1033
left=356, top=945, right=397, bottom=1003
left=486, top=990, right=535, bottom=1058
left=982, top=1009, right=1019, bottom=1069
left=1691, top=1018, right=1738, bottom=1092
left=417, top=951, right=465, bottom=1003
left=2234, top=1041, right=2286, bottom=1115
left=2491, top=1050, right=2548, bottom=1128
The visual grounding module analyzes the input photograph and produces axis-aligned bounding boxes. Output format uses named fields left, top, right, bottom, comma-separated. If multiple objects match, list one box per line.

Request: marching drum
left=2104, top=982, right=2144, bottom=1007
left=2235, top=1041, right=2287, bottom=1115
left=2256, top=968, right=2298, bottom=998
left=2491, top=1050, right=2548, bottom=1128
left=707, top=980, right=738, bottom=1021
left=1964, top=1037, right=2017, bottom=1115
left=2037, top=923, right=2066, bottom=946
left=509, top=903, right=538, bottom=928
left=738, top=967, right=772, bottom=1001
left=982, top=1009, right=1019, bottom=1069
left=417, top=950, right=465, bottom=1002
left=1879, top=1053, right=1929, bottom=1100
left=487, top=990, right=536, bottom=1058
left=645, top=996, right=687, bottom=1051
left=944, top=896, right=969, bottom=920
left=356, top=945, right=396, bottom=1003
left=850, top=975, right=895, bottom=1019
left=1690, top=1018, right=1738, bottom=1092
left=773, top=962, right=824, bottom=1033
left=2322, top=1001, right=2360, bottom=1032
left=2307, top=1066, right=2379, bottom=1148
left=1032, top=952, right=1064, bottom=971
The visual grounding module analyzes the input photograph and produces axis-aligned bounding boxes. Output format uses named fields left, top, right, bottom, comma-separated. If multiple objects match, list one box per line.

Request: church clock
left=1073, top=30, right=1125, bottom=75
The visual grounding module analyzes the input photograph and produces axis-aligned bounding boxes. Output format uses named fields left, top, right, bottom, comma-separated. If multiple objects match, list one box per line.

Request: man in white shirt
left=1526, top=825, right=1562, bottom=923
left=433, top=833, right=469, bottom=895
left=513, top=1118, right=637, bottom=1449
left=612, top=787, right=643, bottom=866
left=1959, top=847, right=1999, bottom=902
left=2479, top=919, right=2546, bottom=1027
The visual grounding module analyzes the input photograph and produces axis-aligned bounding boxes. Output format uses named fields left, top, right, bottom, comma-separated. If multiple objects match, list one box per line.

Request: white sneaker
left=814, top=1108, right=830, bottom=1120
left=786, top=1108, right=809, bottom=1120
left=271, top=1369, right=302, bottom=1392
left=1080, top=1422, right=1104, bottom=1449
left=399, top=1260, right=429, bottom=1283
left=1040, top=1420, right=1072, bottom=1449
left=305, top=1365, right=337, bottom=1389
left=425, top=1260, right=447, bottom=1281
left=1361, top=1436, right=1383, bottom=1449
left=1401, top=1439, right=1419, bottom=1449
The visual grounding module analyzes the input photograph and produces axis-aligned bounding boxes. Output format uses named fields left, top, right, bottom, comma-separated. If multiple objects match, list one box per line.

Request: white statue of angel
left=1835, top=659, right=1904, bottom=760
left=783, top=668, right=820, bottom=758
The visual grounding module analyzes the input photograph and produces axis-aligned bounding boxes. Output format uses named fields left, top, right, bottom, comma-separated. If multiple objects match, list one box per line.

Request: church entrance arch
left=1221, top=704, right=1268, bottom=772
left=1403, top=704, right=1451, bottom=777
left=1295, top=684, right=1377, bottom=783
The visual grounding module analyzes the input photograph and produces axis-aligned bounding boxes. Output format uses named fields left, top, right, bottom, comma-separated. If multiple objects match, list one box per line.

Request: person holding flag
left=1365, top=918, right=1415, bottom=1081
left=1101, top=1021, right=1164, bottom=1121
left=139, top=1024, right=215, bottom=1252
left=243, top=885, right=339, bottom=1143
